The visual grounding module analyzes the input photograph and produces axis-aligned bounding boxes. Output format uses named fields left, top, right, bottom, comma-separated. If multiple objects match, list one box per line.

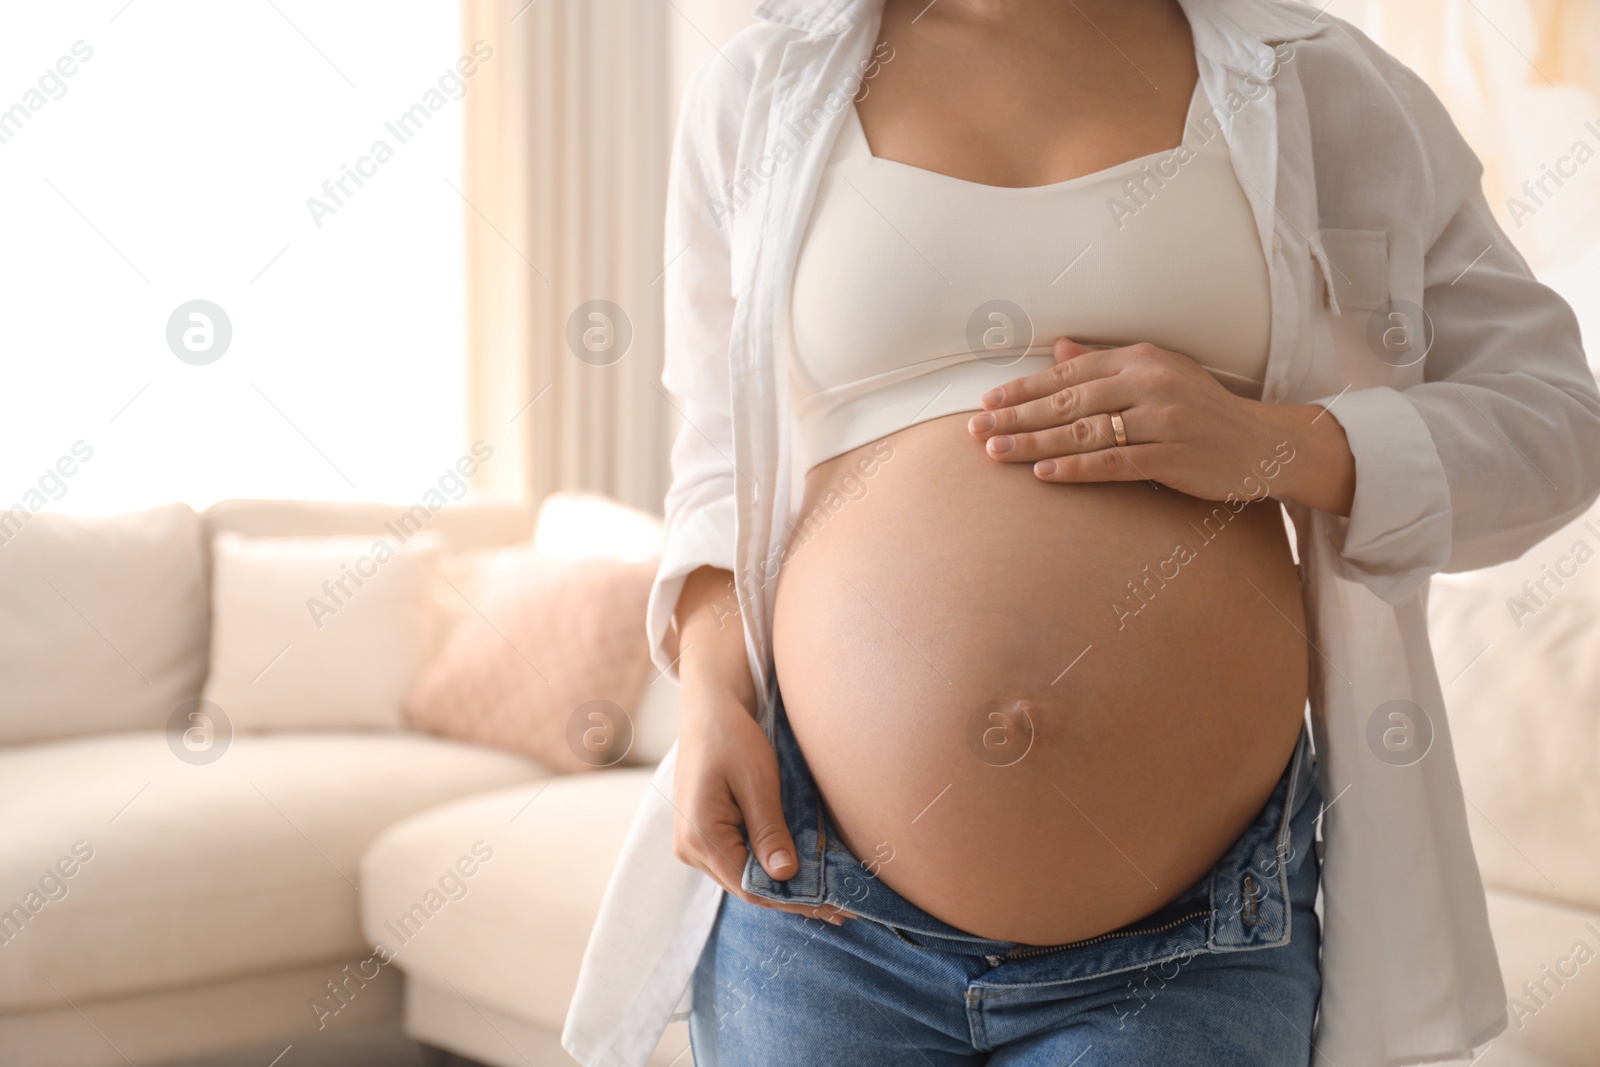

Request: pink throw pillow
left=405, top=547, right=657, bottom=773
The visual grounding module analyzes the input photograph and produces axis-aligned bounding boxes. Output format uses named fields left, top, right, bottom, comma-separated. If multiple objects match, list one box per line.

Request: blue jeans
left=689, top=686, right=1323, bottom=1065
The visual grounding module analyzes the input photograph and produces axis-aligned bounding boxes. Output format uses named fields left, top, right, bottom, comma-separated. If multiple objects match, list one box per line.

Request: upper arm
left=1397, top=59, right=1600, bottom=571
left=1305, top=40, right=1600, bottom=600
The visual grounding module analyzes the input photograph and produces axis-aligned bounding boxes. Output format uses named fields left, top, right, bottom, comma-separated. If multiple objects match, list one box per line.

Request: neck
left=933, top=0, right=1177, bottom=24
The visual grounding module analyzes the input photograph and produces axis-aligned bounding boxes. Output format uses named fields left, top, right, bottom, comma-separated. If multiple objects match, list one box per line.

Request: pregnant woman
left=562, top=1, right=1600, bottom=1065
left=682, top=3, right=1324, bottom=1062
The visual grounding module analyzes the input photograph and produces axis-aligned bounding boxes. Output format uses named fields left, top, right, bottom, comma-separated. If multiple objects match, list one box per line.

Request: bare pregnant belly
left=770, top=412, right=1308, bottom=945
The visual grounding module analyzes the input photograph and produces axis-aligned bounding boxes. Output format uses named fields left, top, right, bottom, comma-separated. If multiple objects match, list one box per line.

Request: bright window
left=0, top=0, right=471, bottom=517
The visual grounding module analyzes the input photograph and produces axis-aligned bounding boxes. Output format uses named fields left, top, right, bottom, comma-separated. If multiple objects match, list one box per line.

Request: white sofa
left=0, top=496, right=684, bottom=1066
left=1, top=491, right=1595, bottom=1066
left=360, top=772, right=688, bottom=1067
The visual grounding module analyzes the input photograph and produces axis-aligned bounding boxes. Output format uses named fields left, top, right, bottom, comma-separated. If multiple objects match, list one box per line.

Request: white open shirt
left=562, top=1, right=1600, bottom=1064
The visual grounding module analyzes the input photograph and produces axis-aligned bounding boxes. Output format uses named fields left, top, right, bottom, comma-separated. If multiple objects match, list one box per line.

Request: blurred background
left=0, top=2, right=1597, bottom=1066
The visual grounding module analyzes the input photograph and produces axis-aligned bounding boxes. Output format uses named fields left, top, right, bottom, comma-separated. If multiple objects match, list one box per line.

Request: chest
left=788, top=82, right=1274, bottom=402
left=851, top=19, right=1200, bottom=190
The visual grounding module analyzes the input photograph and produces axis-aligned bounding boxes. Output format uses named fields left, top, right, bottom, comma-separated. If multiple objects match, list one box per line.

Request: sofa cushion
left=1428, top=507, right=1600, bottom=914
left=203, top=531, right=444, bottom=731
left=531, top=491, right=664, bottom=563
left=358, top=770, right=652, bottom=1033
left=1482, top=888, right=1600, bottom=1067
left=536, top=491, right=679, bottom=767
left=202, top=498, right=536, bottom=554
left=537, top=492, right=675, bottom=767
left=405, top=548, right=657, bottom=772
left=628, top=676, right=680, bottom=769
left=0, top=504, right=208, bottom=746
left=406, top=489, right=675, bottom=771
left=0, top=731, right=545, bottom=1011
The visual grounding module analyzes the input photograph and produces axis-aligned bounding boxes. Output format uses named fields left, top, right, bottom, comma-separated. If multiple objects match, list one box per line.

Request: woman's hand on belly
left=967, top=337, right=1356, bottom=515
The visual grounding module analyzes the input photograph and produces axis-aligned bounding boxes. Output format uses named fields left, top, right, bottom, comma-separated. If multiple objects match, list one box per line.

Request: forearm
left=674, top=565, right=757, bottom=713
left=1264, top=401, right=1357, bottom=518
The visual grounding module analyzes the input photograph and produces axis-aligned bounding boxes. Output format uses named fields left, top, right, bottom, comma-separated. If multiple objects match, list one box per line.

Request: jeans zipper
left=983, top=908, right=1210, bottom=967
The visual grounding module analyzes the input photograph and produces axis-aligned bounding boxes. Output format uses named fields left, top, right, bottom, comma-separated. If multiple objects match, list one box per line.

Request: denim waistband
left=742, top=685, right=1318, bottom=972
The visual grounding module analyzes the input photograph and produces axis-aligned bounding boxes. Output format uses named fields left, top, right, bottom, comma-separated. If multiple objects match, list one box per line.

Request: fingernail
left=1035, top=460, right=1056, bottom=476
left=981, top=388, right=1003, bottom=407
left=768, top=849, right=794, bottom=871
left=969, top=412, right=995, bottom=433
left=989, top=435, right=1014, bottom=454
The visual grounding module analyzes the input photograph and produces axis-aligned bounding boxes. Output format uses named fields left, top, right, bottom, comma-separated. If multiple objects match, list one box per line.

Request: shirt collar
left=751, top=0, right=1330, bottom=74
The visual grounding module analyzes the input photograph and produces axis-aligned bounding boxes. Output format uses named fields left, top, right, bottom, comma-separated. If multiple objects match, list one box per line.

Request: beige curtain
left=1529, top=0, right=1600, bottom=100
left=460, top=0, right=672, bottom=514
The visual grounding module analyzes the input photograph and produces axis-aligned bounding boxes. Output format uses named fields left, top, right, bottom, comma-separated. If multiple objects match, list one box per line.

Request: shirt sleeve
left=645, top=57, right=750, bottom=682
left=1309, top=65, right=1600, bottom=605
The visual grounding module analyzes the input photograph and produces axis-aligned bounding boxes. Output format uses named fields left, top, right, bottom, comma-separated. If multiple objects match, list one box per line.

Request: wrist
left=680, top=668, right=756, bottom=706
left=672, top=566, right=755, bottom=711
left=1263, top=401, right=1356, bottom=517
left=677, top=651, right=758, bottom=721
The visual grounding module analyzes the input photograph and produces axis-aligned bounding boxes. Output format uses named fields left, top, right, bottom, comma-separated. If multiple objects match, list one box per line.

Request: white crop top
left=788, top=78, right=1272, bottom=472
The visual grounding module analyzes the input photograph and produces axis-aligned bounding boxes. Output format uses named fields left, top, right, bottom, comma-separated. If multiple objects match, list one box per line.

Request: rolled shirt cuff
left=1308, top=385, right=1453, bottom=604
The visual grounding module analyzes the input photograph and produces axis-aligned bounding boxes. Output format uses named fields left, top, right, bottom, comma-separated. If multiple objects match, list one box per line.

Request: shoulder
left=1282, top=9, right=1483, bottom=219
left=1276, top=9, right=1420, bottom=109
left=1288, top=10, right=1476, bottom=157
left=677, top=22, right=800, bottom=137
